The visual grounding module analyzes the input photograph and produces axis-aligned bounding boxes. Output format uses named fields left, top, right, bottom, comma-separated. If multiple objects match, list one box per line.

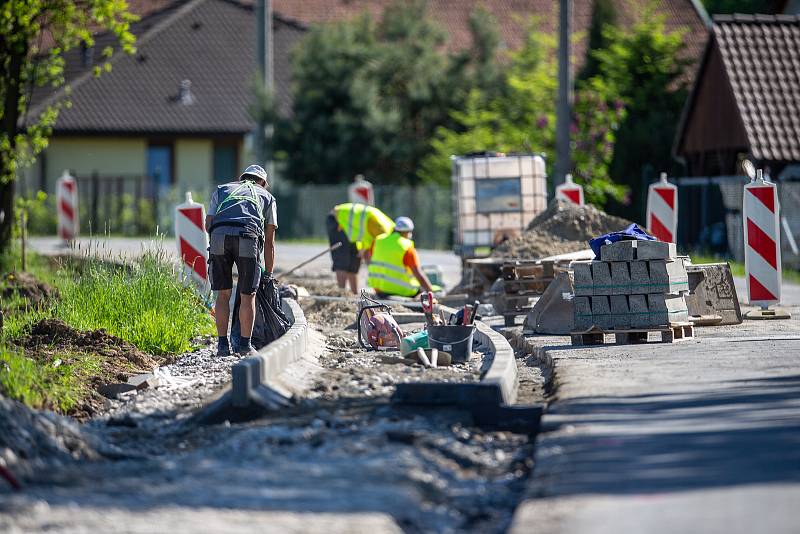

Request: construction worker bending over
left=367, top=216, right=435, bottom=298
left=327, top=202, right=394, bottom=293
left=206, top=165, right=277, bottom=357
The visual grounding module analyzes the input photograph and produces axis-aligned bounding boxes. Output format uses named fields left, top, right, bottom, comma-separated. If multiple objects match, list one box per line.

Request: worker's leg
left=347, top=273, right=358, bottom=294
left=335, top=270, right=348, bottom=289
left=239, top=293, right=256, bottom=338
left=215, top=289, right=232, bottom=336
left=209, top=234, right=235, bottom=357
left=234, top=236, right=261, bottom=355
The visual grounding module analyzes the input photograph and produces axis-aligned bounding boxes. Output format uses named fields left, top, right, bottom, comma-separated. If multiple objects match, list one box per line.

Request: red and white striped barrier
left=646, top=172, right=677, bottom=243
left=743, top=170, right=782, bottom=307
left=175, top=192, right=210, bottom=292
left=348, top=174, right=374, bottom=206
left=555, top=173, right=584, bottom=206
left=56, top=170, right=78, bottom=243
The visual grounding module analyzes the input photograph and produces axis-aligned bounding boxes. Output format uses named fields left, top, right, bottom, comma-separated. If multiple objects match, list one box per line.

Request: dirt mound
left=22, top=319, right=157, bottom=371
left=2, top=271, right=58, bottom=308
left=492, top=199, right=634, bottom=259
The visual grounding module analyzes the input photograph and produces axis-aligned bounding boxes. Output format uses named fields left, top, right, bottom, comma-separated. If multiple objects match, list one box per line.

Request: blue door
left=147, top=145, right=173, bottom=193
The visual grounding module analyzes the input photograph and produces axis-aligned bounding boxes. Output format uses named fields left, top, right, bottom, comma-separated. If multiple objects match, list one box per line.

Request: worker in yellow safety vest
left=327, top=202, right=394, bottom=293
left=367, top=217, right=435, bottom=298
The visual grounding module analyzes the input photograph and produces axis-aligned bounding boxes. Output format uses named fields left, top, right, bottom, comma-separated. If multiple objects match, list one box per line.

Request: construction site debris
left=685, top=263, right=743, bottom=325
left=492, top=199, right=633, bottom=259
left=0, top=396, right=107, bottom=480
left=523, top=271, right=575, bottom=334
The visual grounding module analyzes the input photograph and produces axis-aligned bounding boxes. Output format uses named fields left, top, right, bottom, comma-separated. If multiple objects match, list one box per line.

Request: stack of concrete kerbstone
left=572, top=240, right=689, bottom=331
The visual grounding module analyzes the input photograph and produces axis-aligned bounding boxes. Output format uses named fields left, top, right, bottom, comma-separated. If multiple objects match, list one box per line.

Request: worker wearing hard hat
left=327, top=202, right=394, bottom=293
left=367, top=216, right=435, bottom=298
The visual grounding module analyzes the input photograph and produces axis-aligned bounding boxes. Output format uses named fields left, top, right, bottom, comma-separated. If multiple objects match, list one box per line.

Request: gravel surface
left=0, top=276, right=545, bottom=533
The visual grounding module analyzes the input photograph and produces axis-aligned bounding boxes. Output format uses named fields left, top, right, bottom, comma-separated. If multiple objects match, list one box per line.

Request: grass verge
left=0, top=248, right=214, bottom=416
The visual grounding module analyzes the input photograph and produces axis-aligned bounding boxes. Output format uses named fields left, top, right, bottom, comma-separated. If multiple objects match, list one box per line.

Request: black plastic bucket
left=427, top=325, right=476, bottom=363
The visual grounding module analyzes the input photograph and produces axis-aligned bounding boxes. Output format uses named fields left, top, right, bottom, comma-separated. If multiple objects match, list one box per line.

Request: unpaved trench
left=0, top=277, right=545, bottom=533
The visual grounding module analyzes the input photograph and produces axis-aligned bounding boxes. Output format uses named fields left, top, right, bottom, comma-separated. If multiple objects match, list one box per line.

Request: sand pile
left=491, top=199, right=634, bottom=259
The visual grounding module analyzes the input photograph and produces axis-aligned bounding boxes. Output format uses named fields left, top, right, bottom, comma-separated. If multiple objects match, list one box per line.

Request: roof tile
left=713, top=14, right=800, bottom=161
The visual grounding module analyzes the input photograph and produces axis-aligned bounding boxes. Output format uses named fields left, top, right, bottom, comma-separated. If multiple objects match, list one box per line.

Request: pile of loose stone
left=572, top=240, right=689, bottom=331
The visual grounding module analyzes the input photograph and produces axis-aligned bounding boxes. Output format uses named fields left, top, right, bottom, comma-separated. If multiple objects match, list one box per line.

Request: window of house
left=147, top=144, right=173, bottom=190
left=213, top=143, right=238, bottom=184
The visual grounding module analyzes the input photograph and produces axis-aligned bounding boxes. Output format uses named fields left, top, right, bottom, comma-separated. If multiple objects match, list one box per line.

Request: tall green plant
left=0, top=0, right=136, bottom=253
left=279, top=0, right=500, bottom=185
left=591, top=12, right=692, bottom=218
left=420, top=26, right=627, bottom=206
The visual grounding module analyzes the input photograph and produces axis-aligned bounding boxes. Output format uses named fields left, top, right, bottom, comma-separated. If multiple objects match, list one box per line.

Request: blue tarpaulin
left=589, top=224, right=655, bottom=257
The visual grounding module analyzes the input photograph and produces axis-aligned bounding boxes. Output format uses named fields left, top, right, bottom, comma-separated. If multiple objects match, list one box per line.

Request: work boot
left=239, top=344, right=258, bottom=357
left=216, top=337, right=231, bottom=357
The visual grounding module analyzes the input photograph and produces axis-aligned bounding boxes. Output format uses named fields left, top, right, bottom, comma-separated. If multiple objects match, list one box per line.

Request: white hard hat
left=240, top=164, right=268, bottom=185
left=394, top=216, right=414, bottom=232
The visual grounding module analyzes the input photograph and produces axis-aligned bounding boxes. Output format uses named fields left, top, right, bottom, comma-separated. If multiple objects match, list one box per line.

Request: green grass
left=1, top=250, right=214, bottom=354
left=0, top=348, right=103, bottom=413
left=689, top=252, right=800, bottom=285
left=0, top=247, right=215, bottom=414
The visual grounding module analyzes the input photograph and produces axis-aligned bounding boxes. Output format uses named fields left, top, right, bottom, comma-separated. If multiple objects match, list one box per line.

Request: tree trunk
left=0, top=17, right=26, bottom=254
left=0, top=180, right=15, bottom=252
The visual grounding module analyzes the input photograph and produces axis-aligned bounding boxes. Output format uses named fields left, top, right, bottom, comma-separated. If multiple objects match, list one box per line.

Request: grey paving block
left=573, top=296, right=593, bottom=331
left=629, top=261, right=650, bottom=294
left=599, top=240, right=637, bottom=262
left=610, top=261, right=631, bottom=295
left=591, top=261, right=613, bottom=296
left=647, top=293, right=668, bottom=325
left=665, top=293, right=689, bottom=324
left=610, top=294, right=630, bottom=329
left=629, top=294, right=649, bottom=328
left=591, top=296, right=613, bottom=330
left=648, top=259, right=689, bottom=294
left=573, top=262, right=593, bottom=296
left=637, top=240, right=677, bottom=260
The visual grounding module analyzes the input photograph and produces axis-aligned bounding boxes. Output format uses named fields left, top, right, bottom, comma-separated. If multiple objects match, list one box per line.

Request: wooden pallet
left=570, top=323, right=694, bottom=346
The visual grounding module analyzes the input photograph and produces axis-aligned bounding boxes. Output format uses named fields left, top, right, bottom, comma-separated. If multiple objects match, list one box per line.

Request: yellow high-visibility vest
left=367, top=231, right=420, bottom=297
left=334, top=203, right=393, bottom=250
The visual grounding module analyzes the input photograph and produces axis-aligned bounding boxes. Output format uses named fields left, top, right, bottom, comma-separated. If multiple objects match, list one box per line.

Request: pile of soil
left=1, top=272, right=58, bottom=308
left=21, top=319, right=157, bottom=372
left=491, top=198, right=634, bottom=259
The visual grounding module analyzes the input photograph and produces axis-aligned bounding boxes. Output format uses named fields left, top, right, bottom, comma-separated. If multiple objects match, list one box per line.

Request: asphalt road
left=509, top=302, right=800, bottom=534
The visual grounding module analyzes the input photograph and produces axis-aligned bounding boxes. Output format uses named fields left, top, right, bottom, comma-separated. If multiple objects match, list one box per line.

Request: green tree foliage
left=594, top=14, right=692, bottom=219
left=0, top=0, right=136, bottom=252
left=420, top=27, right=627, bottom=206
left=278, top=0, right=500, bottom=185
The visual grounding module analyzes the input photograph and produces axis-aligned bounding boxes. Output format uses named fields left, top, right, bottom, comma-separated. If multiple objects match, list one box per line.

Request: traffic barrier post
left=175, top=192, right=210, bottom=293
left=555, top=173, right=584, bottom=206
left=56, top=170, right=78, bottom=243
left=646, top=172, right=678, bottom=243
left=347, top=174, right=374, bottom=206
left=742, top=170, right=790, bottom=319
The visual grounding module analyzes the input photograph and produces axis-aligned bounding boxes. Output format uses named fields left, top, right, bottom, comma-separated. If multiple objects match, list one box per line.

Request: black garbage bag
left=230, top=276, right=291, bottom=350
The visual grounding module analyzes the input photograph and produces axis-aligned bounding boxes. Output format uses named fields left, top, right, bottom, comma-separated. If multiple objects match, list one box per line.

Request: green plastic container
left=400, top=330, right=429, bottom=355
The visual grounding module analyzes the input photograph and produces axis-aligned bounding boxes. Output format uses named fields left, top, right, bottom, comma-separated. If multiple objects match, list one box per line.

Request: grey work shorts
left=209, top=234, right=261, bottom=294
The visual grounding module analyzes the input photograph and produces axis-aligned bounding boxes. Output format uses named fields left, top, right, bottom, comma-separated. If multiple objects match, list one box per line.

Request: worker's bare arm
left=264, top=223, right=276, bottom=273
left=410, top=264, right=434, bottom=293
left=205, top=215, right=213, bottom=232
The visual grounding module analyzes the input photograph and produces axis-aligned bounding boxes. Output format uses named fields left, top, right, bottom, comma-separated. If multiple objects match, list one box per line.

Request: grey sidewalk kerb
left=196, top=298, right=308, bottom=423
left=393, top=307, right=542, bottom=433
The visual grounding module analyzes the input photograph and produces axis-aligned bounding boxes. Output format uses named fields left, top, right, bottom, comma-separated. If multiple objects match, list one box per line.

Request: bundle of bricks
left=572, top=240, right=689, bottom=331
